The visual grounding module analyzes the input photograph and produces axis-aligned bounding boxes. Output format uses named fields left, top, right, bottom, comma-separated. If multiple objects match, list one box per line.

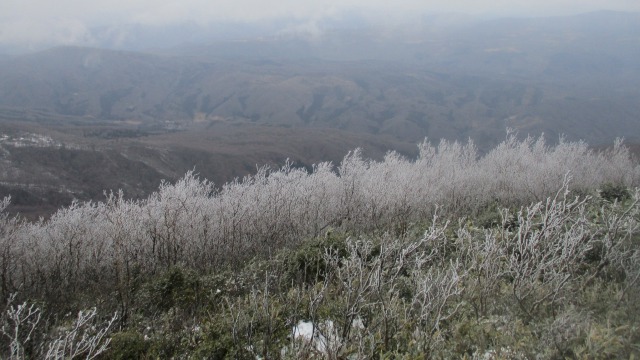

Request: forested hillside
left=1, top=134, right=639, bottom=358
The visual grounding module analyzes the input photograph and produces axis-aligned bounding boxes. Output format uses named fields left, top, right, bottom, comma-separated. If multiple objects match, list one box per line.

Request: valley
left=1, top=11, right=639, bottom=218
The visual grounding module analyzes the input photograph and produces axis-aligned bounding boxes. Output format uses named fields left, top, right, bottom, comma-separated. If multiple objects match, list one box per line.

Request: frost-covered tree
left=0, top=134, right=637, bottom=317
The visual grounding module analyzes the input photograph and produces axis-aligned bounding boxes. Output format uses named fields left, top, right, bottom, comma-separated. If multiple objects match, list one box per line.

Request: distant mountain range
left=1, top=11, right=639, bottom=218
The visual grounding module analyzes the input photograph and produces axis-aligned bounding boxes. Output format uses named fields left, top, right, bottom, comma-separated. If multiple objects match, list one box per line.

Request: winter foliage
left=1, top=133, right=639, bottom=358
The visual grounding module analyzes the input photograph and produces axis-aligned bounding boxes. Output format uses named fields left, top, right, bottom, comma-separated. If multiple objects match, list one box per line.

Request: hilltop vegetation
left=1, top=134, right=639, bottom=358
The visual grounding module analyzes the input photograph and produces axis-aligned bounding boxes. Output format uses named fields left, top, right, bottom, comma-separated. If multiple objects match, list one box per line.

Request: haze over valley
left=0, top=10, right=639, bottom=217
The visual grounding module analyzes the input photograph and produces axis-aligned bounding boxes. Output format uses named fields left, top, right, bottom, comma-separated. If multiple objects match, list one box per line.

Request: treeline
left=0, top=133, right=639, bottom=358
left=1, top=134, right=638, bottom=308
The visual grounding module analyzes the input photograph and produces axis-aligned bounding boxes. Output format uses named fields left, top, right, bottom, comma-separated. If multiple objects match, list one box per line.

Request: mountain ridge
left=1, top=11, right=639, bottom=218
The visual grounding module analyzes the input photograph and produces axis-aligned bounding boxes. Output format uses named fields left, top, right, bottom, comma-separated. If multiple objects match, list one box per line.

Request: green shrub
left=137, top=266, right=201, bottom=314
left=475, top=203, right=503, bottom=229
left=279, top=233, right=349, bottom=286
left=107, top=331, right=148, bottom=360
left=191, top=343, right=230, bottom=360
left=600, top=183, right=630, bottom=203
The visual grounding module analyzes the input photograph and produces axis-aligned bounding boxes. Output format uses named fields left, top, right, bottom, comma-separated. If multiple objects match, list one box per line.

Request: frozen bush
left=0, top=134, right=637, bottom=319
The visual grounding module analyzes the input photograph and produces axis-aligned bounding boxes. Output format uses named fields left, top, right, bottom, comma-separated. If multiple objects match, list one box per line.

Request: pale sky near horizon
left=1, top=0, right=639, bottom=48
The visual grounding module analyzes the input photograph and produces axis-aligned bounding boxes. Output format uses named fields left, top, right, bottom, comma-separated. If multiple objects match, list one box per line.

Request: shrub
left=599, top=183, right=631, bottom=203
left=107, top=331, right=148, bottom=360
left=1, top=135, right=639, bottom=358
left=279, top=233, right=349, bottom=286
left=137, top=266, right=201, bottom=315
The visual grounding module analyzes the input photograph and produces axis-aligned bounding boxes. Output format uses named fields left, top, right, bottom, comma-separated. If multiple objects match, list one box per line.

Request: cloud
left=277, top=20, right=324, bottom=40
left=1, top=0, right=639, bottom=50
left=6, top=0, right=639, bottom=25
left=0, top=17, right=94, bottom=48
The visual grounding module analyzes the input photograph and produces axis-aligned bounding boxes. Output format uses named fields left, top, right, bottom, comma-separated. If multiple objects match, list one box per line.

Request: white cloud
left=0, top=17, right=94, bottom=47
left=1, top=0, right=639, bottom=49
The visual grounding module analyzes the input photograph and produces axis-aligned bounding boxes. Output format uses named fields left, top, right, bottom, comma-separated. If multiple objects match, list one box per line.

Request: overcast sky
left=1, top=0, right=639, bottom=50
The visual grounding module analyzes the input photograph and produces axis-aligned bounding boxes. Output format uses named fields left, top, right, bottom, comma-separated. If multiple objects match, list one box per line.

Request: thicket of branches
left=1, top=133, right=639, bottom=358
left=214, top=183, right=640, bottom=358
